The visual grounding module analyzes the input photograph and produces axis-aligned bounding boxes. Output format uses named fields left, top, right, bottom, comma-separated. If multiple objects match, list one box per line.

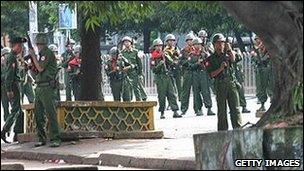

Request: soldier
left=18, top=47, right=35, bottom=104
left=49, top=44, right=63, bottom=101
left=197, top=30, right=216, bottom=116
left=105, top=47, right=133, bottom=101
left=121, top=36, right=147, bottom=101
left=29, top=33, right=61, bottom=147
left=180, top=33, right=198, bottom=115
left=233, top=48, right=251, bottom=113
left=252, top=38, right=273, bottom=111
left=205, top=33, right=242, bottom=131
left=1, top=47, right=11, bottom=123
left=68, top=45, right=82, bottom=100
left=61, top=38, right=75, bottom=101
left=150, top=38, right=182, bottom=119
left=164, top=34, right=182, bottom=101
left=251, top=35, right=262, bottom=104
left=1, top=37, right=26, bottom=143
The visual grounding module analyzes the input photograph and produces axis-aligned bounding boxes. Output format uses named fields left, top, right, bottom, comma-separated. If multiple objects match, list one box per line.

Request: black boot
left=173, top=111, right=182, bottom=118
left=207, top=108, right=215, bottom=116
left=242, top=107, right=251, bottom=113
left=1, top=130, right=11, bottom=144
left=195, top=110, right=203, bottom=116
left=257, top=103, right=266, bottom=111
left=160, top=112, right=165, bottom=119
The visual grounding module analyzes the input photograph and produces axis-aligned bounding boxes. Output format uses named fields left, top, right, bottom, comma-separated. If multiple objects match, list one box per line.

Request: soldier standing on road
left=121, top=36, right=147, bottom=101
left=105, top=47, right=134, bottom=101
left=61, top=39, right=75, bottom=101
left=68, top=45, right=82, bottom=101
left=232, top=48, right=251, bottom=113
left=29, top=33, right=61, bottom=147
left=251, top=36, right=262, bottom=105
left=164, top=34, right=182, bottom=101
left=1, top=47, right=11, bottom=122
left=1, top=37, right=27, bottom=143
left=205, top=33, right=242, bottom=131
left=197, top=30, right=216, bottom=116
left=150, top=38, right=182, bottom=119
left=180, top=33, right=197, bottom=115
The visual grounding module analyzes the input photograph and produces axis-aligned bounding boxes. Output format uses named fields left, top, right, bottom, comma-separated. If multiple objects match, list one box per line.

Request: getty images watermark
left=234, top=159, right=301, bottom=167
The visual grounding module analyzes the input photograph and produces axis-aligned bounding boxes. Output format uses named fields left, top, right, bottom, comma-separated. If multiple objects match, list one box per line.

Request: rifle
left=26, top=32, right=38, bottom=73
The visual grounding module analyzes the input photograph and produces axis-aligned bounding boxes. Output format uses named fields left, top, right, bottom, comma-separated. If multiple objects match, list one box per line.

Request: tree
left=221, top=1, right=303, bottom=127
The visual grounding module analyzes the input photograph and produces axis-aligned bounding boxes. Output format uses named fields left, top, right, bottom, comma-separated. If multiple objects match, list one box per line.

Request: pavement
left=1, top=94, right=270, bottom=169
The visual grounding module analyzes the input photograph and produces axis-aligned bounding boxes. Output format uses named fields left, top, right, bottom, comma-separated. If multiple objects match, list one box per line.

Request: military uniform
left=1, top=47, right=10, bottom=121
left=150, top=39, right=182, bottom=119
left=17, top=56, right=35, bottom=103
left=205, top=34, right=242, bottom=131
left=121, top=36, right=147, bottom=101
left=105, top=47, right=133, bottom=101
left=33, top=34, right=61, bottom=147
left=1, top=37, right=26, bottom=143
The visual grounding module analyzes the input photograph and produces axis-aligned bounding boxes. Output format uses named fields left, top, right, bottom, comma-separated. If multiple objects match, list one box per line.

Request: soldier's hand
left=7, top=91, right=14, bottom=100
left=123, top=66, right=131, bottom=72
left=221, top=62, right=228, bottom=69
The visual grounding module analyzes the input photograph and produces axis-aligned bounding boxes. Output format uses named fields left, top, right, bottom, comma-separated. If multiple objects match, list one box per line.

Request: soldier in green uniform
left=61, top=39, right=75, bottom=101
left=68, top=45, right=82, bottom=100
left=29, top=33, right=61, bottom=147
left=1, top=47, right=11, bottom=122
left=150, top=38, right=182, bottom=119
left=197, top=30, right=216, bottom=116
left=18, top=49, right=35, bottom=103
left=205, top=33, right=242, bottom=131
left=252, top=39, right=273, bottom=112
left=251, top=36, right=262, bottom=104
left=180, top=33, right=201, bottom=115
left=105, top=47, right=134, bottom=101
left=121, top=36, right=147, bottom=101
left=1, top=37, right=26, bottom=143
left=233, top=48, right=251, bottom=113
left=164, top=34, right=182, bottom=101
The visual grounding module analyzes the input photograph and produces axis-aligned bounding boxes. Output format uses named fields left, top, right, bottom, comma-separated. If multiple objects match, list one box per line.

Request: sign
left=59, top=4, right=77, bottom=29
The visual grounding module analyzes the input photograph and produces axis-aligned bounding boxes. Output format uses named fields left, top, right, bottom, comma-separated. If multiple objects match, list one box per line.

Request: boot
left=207, top=108, right=216, bottom=116
left=195, top=110, right=203, bottom=116
left=34, top=141, right=46, bottom=147
left=242, top=107, right=251, bottom=113
left=1, top=130, right=11, bottom=144
left=181, top=111, right=186, bottom=115
left=257, top=103, right=266, bottom=111
left=13, top=134, right=18, bottom=142
left=173, top=111, right=182, bottom=118
left=49, top=140, right=61, bottom=148
left=160, top=112, right=165, bottom=119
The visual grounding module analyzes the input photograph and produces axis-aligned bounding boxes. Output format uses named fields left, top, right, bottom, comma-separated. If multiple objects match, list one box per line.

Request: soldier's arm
left=5, top=55, right=16, bottom=92
left=136, top=54, right=143, bottom=75
left=209, top=62, right=227, bottom=78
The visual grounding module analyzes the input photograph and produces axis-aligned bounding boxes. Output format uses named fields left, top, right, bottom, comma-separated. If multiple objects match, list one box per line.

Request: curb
left=1, top=151, right=195, bottom=170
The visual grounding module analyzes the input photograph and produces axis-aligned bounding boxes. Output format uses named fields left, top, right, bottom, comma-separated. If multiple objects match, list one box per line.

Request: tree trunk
left=79, top=15, right=103, bottom=101
left=221, top=1, right=303, bottom=127
left=143, top=21, right=151, bottom=53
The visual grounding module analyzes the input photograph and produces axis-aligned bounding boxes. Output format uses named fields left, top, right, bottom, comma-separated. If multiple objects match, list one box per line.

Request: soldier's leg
left=215, top=82, right=228, bottom=131
left=131, top=76, right=142, bottom=101
left=1, top=87, right=10, bottom=121
left=227, top=82, right=242, bottom=129
left=166, top=77, right=179, bottom=111
left=24, top=82, right=35, bottom=103
left=41, top=88, right=61, bottom=144
left=34, top=89, right=47, bottom=142
left=20, top=84, right=25, bottom=104
left=193, top=73, right=202, bottom=114
left=255, top=68, right=261, bottom=103
left=64, top=73, right=72, bottom=101
left=175, top=69, right=182, bottom=101
left=138, top=75, right=147, bottom=101
left=122, top=79, right=132, bottom=102
left=236, top=81, right=246, bottom=107
left=180, top=72, right=192, bottom=114
left=201, top=72, right=213, bottom=109
left=110, top=80, right=122, bottom=101
left=73, top=78, right=81, bottom=101
left=258, top=68, right=268, bottom=109
left=155, top=76, right=167, bottom=112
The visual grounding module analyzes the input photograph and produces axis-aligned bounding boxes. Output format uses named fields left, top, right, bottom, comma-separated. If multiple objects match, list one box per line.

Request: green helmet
left=165, top=34, right=176, bottom=42
left=122, top=36, right=133, bottom=43
left=192, top=37, right=203, bottom=45
left=185, top=33, right=195, bottom=41
left=1, top=47, right=11, bottom=56
left=35, top=33, right=48, bottom=44
left=109, top=47, right=119, bottom=56
left=152, top=38, right=163, bottom=47
left=48, top=44, right=58, bottom=52
left=198, top=30, right=208, bottom=37
left=212, top=33, right=225, bottom=43
left=74, top=45, right=81, bottom=53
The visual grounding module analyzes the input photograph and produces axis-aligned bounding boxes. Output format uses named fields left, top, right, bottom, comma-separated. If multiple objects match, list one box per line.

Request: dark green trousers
left=196, top=70, right=213, bottom=109
left=1, top=85, right=10, bottom=121
left=215, top=79, right=242, bottom=131
left=110, top=79, right=131, bottom=101
left=20, top=82, right=35, bottom=103
left=34, top=86, right=60, bottom=143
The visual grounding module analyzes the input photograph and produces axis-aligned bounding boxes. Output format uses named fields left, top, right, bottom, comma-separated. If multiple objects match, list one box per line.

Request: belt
left=36, top=80, right=52, bottom=87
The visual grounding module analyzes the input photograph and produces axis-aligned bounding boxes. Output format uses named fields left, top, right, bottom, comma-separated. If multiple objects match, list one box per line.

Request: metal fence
left=100, top=52, right=257, bottom=96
